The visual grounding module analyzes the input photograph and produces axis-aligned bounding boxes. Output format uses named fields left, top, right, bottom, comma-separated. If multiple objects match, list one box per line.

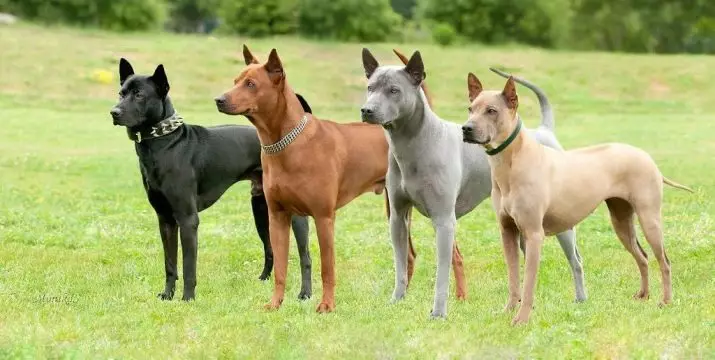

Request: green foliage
left=298, top=0, right=402, bottom=42
left=570, top=0, right=715, bottom=53
left=419, top=0, right=557, bottom=47
left=1, top=0, right=165, bottom=31
left=165, top=0, right=220, bottom=33
left=431, top=22, right=457, bottom=46
left=219, top=0, right=297, bottom=37
left=390, top=0, right=416, bottom=19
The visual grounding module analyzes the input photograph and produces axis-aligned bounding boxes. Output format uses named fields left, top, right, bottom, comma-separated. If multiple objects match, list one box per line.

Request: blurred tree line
left=1, top=0, right=713, bottom=54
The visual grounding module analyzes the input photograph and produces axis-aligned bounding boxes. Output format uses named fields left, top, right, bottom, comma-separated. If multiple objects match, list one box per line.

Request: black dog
left=109, top=58, right=312, bottom=301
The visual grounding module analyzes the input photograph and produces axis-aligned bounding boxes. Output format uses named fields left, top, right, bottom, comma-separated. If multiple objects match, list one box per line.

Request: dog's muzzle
left=461, top=125, right=488, bottom=144
left=360, top=107, right=376, bottom=123
left=110, top=107, right=122, bottom=125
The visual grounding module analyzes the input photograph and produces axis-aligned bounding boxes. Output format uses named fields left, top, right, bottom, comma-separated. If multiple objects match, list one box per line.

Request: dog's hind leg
left=555, top=229, right=587, bottom=302
left=291, top=215, right=312, bottom=300
left=635, top=204, right=672, bottom=306
left=452, top=243, right=467, bottom=300
left=251, top=194, right=273, bottom=281
left=606, top=198, right=650, bottom=300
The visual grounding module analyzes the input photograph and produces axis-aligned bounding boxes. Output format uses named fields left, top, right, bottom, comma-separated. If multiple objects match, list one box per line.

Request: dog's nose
left=462, top=125, right=474, bottom=134
left=110, top=108, right=121, bottom=120
left=214, top=96, right=226, bottom=107
left=361, top=108, right=374, bottom=116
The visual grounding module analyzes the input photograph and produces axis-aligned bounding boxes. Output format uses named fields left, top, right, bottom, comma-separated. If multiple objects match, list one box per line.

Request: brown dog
left=215, top=46, right=466, bottom=312
left=461, top=71, right=693, bottom=325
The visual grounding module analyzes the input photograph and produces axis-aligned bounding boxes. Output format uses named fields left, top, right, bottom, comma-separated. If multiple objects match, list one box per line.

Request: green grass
left=1, top=24, right=714, bottom=359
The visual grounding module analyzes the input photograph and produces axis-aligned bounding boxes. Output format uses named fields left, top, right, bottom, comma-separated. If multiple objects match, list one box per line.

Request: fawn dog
left=214, top=46, right=466, bottom=312
left=462, top=70, right=693, bottom=325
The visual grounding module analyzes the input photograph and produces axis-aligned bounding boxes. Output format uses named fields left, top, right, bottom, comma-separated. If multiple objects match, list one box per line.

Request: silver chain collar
left=261, top=115, right=309, bottom=155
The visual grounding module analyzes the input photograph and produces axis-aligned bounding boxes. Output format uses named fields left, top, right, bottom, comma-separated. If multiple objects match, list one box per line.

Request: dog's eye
left=246, top=80, right=255, bottom=88
left=367, top=85, right=374, bottom=92
left=390, top=87, right=399, bottom=94
left=467, top=107, right=473, bottom=114
left=486, top=108, right=497, bottom=115
left=134, top=91, right=143, bottom=98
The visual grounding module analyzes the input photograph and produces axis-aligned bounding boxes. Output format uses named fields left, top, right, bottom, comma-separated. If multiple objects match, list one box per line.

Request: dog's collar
left=485, top=119, right=522, bottom=156
left=261, top=115, right=309, bottom=155
left=127, top=113, right=184, bottom=143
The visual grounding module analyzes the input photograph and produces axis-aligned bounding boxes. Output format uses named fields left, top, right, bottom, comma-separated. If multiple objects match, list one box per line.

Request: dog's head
left=462, top=73, right=519, bottom=146
left=214, top=45, right=289, bottom=119
left=360, top=48, right=426, bottom=129
left=110, top=58, right=171, bottom=128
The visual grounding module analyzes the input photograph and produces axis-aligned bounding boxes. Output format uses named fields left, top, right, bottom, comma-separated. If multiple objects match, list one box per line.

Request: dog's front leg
left=157, top=213, right=178, bottom=300
left=500, top=221, right=521, bottom=312
left=291, top=215, right=312, bottom=300
left=314, top=215, right=337, bottom=313
left=265, top=209, right=291, bottom=310
left=431, top=215, right=456, bottom=319
left=177, top=213, right=200, bottom=301
left=389, top=203, right=411, bottom=303
left=513, top=228, right=545, bottom=325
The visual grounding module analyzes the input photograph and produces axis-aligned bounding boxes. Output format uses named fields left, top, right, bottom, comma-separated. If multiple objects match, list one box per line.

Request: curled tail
left=394, top=49, right=433, bottom=108
left=663, top=176, right=694, bottom=193
left=489, top=67, right=554, bottom=131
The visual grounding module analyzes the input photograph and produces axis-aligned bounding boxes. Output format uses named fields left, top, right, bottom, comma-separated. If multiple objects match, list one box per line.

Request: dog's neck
left=386, top=92, right=431, bottom=141
left=130, top=96, right=177, bottom=134
left=251, top=85, right=307, bottom=146
left=487, top=117, right=537, bottom=189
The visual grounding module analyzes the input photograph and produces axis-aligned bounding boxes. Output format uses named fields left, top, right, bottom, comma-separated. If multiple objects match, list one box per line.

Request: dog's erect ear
left=403, top=51, right=425, bottom=85
left=243, top=44, right=259, bottom=65
left=264, top=49, right=284, bottom=84
left=150, top=64, right=170, bottom=98
left=119, top=58, right=134, bottom=85
left=362, top=48, right=379, bottom=79
left=467, top=73, right=483, bottom=102
left=502, top=76, right=518, bottom=109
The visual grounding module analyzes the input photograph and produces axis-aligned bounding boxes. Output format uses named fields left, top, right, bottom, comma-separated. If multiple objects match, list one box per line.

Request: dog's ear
left=264, top=49, right=284, bottom=84
left=242, top=44, right=259, bottom=65
left=295, top=93, right=312, bottom=114
left=119, top=58, right=134, bottom=85
left=150, top=64, right=170, bottom=98
left=502, top=76, right=518, bottom=109
left=362, top=48, right=379, bottom=79
left=467, top=73, right=483, bottom=102
left=403, top=51, right=425, bottom=85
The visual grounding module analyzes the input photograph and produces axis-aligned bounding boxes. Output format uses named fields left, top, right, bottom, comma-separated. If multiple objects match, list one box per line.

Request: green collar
left=485, top=119, right=522, bottom=156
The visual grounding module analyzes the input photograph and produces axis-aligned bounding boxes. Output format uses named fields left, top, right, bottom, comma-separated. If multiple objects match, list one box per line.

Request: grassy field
left=0, top=23, right=714, bottom=359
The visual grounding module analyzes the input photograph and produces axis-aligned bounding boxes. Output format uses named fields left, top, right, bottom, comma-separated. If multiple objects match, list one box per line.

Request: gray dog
left=360, top=49, right=587, bottom=318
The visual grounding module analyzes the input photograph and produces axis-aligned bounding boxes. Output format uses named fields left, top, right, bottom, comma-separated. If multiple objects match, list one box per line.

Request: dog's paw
left=633, top=290, right=649, bottom=301
left=264, top=299, right=283, bottom=311
left=658, top=298, right=672, bottom=308
left=430, top=309, right=447, bottom=320
left=316, top=301, right=335, bottom=313
left=456, top=290, right=467, bottom=301
left=258, top=273, right=271, bottom=281
left=297, top=289, right=311, bottom=301
left=181, top=294, right=195, bottom=302
left=510, top=314, right=530, bottom=326
left=157, top=291, right=174, bottom=301
left=503, top=298, right=521, bottom=312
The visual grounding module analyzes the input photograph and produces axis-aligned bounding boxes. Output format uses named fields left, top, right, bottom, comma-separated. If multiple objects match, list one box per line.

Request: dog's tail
left=393, top=49, right=434, bottom=109
left=489, top=67, right=555, bottom=132
left=663, top=176, right=694, bottom=193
